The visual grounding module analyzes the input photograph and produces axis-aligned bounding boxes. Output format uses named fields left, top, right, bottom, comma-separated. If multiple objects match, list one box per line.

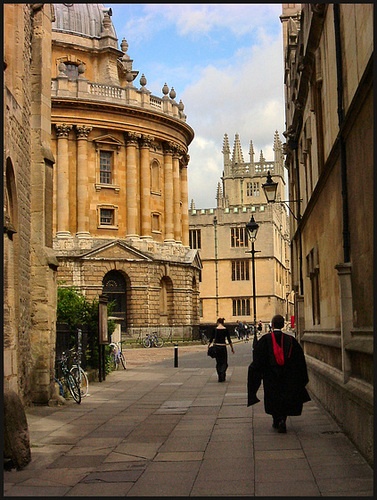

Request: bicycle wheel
left=70, top=366, right=89, bottom=397
left=143, top=338, right=151, bottom=348
left=110, top=352, right=118, bottom=370
left=119, top=352, right=126, bottom=369
left=66, top=373, right=81, bottom=404
left=154, top=336, right=164, bottom=348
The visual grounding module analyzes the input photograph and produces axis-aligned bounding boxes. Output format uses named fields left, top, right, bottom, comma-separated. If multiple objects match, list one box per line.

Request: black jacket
left=247, top=331, right=310, bottom=416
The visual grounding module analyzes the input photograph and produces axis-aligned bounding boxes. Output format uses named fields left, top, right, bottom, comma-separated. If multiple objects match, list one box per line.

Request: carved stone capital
left=125, top=131, right=141, bottom=146
left=140, top=134, right=154, bottom=148
left=55, top=123, right=72, bottom=138
left=76, top=125, right=92, bottom=139
left=163, top=141, right=175, bottom=156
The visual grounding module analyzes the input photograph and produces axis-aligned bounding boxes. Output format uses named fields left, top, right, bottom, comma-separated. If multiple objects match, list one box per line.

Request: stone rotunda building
left=51, top=4, right=200, bottom=338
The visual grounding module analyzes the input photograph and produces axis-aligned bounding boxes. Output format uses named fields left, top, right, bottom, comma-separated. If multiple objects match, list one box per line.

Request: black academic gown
left=247, top=331, right=310, bottom=416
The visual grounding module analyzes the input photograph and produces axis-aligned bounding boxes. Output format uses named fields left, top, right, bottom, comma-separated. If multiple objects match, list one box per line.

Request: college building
left=281, top=4, right=373, bottom=465
left=189, top=132, right=293, bottom=329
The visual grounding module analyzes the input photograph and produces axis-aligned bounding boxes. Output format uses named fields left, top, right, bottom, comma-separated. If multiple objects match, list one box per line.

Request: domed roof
left=52, top=4, right=116, bottom=39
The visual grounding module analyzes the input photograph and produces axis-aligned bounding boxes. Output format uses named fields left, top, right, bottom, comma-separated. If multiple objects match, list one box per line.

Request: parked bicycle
left=69, top=347, right=89, bottom=397
left=143, top=333, right=163, bottom=348
left=109, top=342, right=126, bottom=369
left=56, top=351, right=81, bottom=404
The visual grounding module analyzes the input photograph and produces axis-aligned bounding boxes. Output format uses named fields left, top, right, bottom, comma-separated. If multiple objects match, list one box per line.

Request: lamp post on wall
left=262, top=171, right=303, bottom=295
left=245, top=214, right=260, bottom=348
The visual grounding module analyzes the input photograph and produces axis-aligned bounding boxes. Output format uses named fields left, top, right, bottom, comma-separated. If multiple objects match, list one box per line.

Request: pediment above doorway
left=80, top=240, right=153, bottom=261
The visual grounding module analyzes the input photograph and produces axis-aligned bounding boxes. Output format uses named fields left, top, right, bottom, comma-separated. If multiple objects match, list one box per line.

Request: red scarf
left=271, top=331, right=292, bottom=365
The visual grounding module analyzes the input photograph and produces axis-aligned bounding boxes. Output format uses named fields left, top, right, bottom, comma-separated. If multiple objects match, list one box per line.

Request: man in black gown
left=247, top=314, right=310, bottom=433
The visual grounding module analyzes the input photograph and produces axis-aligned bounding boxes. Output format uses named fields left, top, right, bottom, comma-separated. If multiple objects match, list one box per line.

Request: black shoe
left=277, top=420, right=287, bottom=433
left=272, top=421, right=279, bottom=429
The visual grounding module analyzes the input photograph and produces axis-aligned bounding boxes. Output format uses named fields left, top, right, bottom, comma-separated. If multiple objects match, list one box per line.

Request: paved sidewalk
left=4, top=344, right=374, bottom=496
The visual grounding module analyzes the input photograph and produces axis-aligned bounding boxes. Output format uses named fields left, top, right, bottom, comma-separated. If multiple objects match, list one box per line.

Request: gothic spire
left=232, top=133, right=244, bottom=164
left=249, top=140, right=255, bottom=165
left=222, top=133, right=230, bottom=155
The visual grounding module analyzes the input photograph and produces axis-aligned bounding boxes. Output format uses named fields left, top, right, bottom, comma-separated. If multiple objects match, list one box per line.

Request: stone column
left=163, top=142, right=174, bottom=242
left=335, top=262, right=353, bottom=383
left=125, top=132, right=141, bottom=238
left=140, top=134, right=154, bottom=239
left=172, top=147, right=182, bottom=243
left=55, top=123, right=72, bottom=236
left=75, top=125, right=92, bottom=236
left=180, top=154, right=189, bottom=247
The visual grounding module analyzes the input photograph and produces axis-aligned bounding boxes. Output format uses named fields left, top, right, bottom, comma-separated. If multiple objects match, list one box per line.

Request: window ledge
left=95, top=183, right=120, bottom=192
left=98, top=225, right=118, bottom=230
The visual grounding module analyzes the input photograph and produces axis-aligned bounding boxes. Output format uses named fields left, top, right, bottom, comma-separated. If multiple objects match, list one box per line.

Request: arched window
left=151, top=159, right=161, bottom=193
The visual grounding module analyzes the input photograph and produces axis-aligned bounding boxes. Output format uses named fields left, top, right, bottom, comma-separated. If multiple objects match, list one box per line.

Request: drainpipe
left=333, top=3, right=350, bottom=263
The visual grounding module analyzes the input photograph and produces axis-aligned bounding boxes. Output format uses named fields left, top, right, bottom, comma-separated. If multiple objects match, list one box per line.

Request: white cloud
left=144, top=4, right=282, bottom=38
left=185, top=31, right=285, bottom=207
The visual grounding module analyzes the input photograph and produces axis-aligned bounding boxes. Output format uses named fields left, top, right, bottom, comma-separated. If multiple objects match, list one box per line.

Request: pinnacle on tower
left=216, top=182, right=223, bottom=200
left=273, top=130, right=282, bottom=152
left=232, top=133, right=244, bottom=164
left=222, top=133, right=230, bottom=155
left=259, top=150, right=265, bottom=162
left=190, top=199, right=195, bottom=210
left=249, top=140, right=255, bottom=165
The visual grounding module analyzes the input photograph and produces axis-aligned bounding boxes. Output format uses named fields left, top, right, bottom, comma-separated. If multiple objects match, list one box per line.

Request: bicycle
left=69, top=347, right=89, bottom=397
left=56, top=351, right=81, bottom=404
left=143, top=333, right=163, bottom=348
left=109, top=342, right=126, bottom=369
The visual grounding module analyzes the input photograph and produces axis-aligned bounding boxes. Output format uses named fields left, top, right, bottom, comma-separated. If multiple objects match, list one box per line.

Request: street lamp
left=262, top=170, right=301, bottom=221
left=262, top=170, right=304, bottom=305
left=245, top=214, right=260, bottom=348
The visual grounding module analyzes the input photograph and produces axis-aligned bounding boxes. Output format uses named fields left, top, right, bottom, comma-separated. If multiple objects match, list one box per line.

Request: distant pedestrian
left=257, top=320, right=263, bottom=337
left=238, top=320, right=245, bottom=340
left=243, top=322, right=249, bottom=341
left=208, top=318, right=235, bottom=382
left=247, top=314, right=310, bottom=433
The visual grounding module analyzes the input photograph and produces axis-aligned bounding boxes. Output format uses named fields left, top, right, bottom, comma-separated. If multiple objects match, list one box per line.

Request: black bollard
left=174, top=344, right=178, bottom=367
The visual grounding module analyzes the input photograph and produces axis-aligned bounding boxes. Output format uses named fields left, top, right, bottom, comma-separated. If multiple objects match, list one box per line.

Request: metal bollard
left=174, top=344, right=178, bottom=367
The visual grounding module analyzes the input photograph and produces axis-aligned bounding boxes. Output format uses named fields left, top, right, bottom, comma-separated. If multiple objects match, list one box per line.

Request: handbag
left=207, top=345, right=217, bottom=358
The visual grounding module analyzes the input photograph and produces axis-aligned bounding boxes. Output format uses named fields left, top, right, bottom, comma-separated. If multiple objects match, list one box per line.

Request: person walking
left=208, top=318, right=235, bottom=382
left=247, top=314, right=310, bottom=433
left=257, top=320, right=263, bottom=338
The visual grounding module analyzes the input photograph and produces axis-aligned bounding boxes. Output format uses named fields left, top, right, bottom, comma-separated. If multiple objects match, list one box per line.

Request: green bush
left=57, top=284, right=116, bottom=370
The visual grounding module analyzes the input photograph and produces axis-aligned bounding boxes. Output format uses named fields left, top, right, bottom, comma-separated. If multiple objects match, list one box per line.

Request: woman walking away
left=208, top=318, right=235, bottom=382
left=247, top=314, right=310, bottom=433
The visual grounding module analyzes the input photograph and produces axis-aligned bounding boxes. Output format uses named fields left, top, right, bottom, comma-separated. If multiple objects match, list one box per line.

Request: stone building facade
left=189, top=133, right=293, bottom=327
left=50, top=4, right=200, bottom=338
left=4, top=4, right=58, bottom=405
left=281, top=4, right=373, bottom=465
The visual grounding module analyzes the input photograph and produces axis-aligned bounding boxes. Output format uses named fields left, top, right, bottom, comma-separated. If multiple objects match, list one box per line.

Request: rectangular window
left=189, top=229, right=201, bottom=249
left=100, top=151, right=112, bottom=184
left=232, top=298, right=250, bottom=316
left=152, top=213, right=161, bottom=232
left=253, top=182, right=260, bottom=196
left=246, top=182, right=252, bottom=196
left=100, top=208, right=114, bottom=225
left=231, top=260, right=250, bottom=281
left=307, top=246, right=321, bottom=325
left=231, top=227, right=248, bottom=247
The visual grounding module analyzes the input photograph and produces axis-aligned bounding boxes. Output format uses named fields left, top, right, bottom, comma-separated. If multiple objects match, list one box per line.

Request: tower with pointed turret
left=219, top=132, right=285, bottom=209
left=189, top=132, right=292, bottom=328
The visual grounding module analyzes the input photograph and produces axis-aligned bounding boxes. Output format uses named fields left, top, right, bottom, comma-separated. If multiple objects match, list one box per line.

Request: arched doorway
left=102, top=270, right=127, bottom=332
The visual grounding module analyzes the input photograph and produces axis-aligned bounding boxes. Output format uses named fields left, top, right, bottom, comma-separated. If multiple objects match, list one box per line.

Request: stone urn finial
left=162, top=83, right=169, bottom=96
left=140, top=74, right=147, bottom=87
left=169, top=87, right=176, bottom=100
left=121, top=38, right=129, bottom=54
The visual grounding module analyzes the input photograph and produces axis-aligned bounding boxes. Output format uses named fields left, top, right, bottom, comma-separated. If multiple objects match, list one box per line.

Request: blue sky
left=106, top=3, right=286, bottom=208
